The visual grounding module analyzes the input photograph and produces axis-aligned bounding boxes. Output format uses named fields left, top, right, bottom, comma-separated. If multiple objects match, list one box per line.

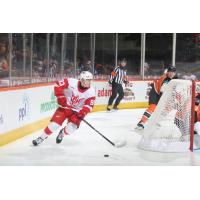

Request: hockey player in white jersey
left=32, top=71, right=95, bottom=146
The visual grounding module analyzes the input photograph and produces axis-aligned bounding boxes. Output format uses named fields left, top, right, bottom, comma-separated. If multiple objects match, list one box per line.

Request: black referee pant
left=108, top=82, right=124, bottom=108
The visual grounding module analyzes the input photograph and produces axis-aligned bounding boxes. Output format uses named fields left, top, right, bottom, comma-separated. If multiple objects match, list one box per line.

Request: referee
left=107, top=58, right=128, bottom=111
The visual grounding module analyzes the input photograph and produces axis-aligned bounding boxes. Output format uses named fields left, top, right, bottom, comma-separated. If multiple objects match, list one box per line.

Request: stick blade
left=114, top=140, right=127, bottom=148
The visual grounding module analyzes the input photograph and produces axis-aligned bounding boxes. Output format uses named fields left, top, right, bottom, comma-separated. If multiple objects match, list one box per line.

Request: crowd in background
left=1, top=33, right=200, bottom=87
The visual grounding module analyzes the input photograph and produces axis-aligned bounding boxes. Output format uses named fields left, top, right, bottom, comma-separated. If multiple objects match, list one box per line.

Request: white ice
left=0, top=108, right=200, bottom=166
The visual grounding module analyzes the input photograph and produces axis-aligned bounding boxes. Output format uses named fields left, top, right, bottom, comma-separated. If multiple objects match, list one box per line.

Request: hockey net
left=138, top=79, right=195, bottom=152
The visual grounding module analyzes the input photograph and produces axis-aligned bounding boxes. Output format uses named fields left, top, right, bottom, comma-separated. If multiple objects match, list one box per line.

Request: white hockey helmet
left=79, top=71, right=93, bottom=80
left=79, top=71, right=93, bottom=88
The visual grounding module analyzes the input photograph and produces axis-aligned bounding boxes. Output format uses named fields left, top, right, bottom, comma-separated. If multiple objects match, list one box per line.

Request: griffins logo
left=19, top=94, right=30, bottom=122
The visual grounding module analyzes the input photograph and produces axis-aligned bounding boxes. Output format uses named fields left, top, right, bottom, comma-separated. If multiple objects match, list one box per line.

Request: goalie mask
left=79, top=71, right=93, bottom=88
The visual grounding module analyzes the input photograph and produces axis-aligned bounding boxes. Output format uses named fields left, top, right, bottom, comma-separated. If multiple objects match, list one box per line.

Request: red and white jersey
left=54, top=78, right=95, bottom=112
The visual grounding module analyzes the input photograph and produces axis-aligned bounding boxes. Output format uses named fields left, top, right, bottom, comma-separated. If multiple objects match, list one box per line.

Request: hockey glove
left=69, top=114, right=81, bottom=127
left=57, top=96, right=67, bottom=107
left=69, top=108, right=88, bottom=127
left=77, top=108, right=89, bottom=119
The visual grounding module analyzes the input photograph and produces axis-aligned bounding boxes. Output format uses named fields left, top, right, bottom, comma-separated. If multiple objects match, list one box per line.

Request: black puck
left=104, top=154, right=109, bottom=157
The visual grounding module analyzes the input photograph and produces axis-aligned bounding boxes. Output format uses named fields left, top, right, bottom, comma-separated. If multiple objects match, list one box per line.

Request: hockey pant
left=44, top=107, right=79, bottom=136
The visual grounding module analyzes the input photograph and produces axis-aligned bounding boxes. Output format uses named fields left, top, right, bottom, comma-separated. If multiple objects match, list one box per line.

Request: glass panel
left=118, top=33, right=141, bottom=78
left=77, top=33, right=92, bottom=75
left=0, top=34, right=9, bottom=87
left=176, top=33, right=200, bottom=80
left=10, top=33, right=32, bottom=85
left=145, top=33, right=173, bottom=78
left=49, top=33, right=62, bottom=79
left=32, top=33, right=47, bottom=80
left=64, top=33, right=75, bottom=78
left=95, top=33, right=116, bottom=76
left=12, top=33, right=23, bottom=78
left=24, top=34, right=32, bottom=79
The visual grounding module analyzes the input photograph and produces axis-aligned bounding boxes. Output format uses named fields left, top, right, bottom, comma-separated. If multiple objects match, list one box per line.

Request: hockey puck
left=104, top=154, right=109, bottom=157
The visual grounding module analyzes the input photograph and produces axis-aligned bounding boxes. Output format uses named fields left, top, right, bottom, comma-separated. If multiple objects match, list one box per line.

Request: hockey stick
left=82, top=118, right=126, bottom=148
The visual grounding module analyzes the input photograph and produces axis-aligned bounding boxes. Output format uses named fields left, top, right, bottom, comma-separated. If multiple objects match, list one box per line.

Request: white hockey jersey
left=54, top=78, right=95, bottom=112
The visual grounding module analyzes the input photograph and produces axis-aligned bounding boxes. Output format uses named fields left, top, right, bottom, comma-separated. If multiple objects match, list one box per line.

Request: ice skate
left=135, top=122, right=144, bottom=130
left=106, top=105, right=112, bottom=112
left=113, top=105, right=119, bottom=111
left=56, top=128, right=65, bottom=144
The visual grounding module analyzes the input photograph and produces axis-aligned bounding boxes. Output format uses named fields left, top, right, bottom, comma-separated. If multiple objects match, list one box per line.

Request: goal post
left=138, top=79, right=196, bottom=152
left=190, top=80, right=196, bottom=151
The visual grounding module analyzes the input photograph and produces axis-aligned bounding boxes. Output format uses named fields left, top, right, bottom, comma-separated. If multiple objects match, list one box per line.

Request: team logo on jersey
left=70, top=93, right=84, bottom=106
left=18, top=94, right=30, bottom=122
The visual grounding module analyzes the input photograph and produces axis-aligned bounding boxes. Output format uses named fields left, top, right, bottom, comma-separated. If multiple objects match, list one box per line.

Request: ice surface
left=0, top=109, right=200, bottom=166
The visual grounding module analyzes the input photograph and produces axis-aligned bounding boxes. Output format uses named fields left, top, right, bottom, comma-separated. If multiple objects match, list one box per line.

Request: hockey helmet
left=167, top=65, right=176, bottom=72
left=79, top=71, right=93, bottom=80
left=79, top=71, right=93, bottom=88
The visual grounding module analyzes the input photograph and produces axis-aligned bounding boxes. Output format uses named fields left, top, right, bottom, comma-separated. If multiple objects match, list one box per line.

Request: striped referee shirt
left=109, top=66, right=127, bottom=84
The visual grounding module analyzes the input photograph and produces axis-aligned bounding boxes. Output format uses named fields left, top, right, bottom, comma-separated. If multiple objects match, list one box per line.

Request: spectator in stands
left=0, top=59, right=9, bottom=78
left=50, top=61, right=57, bottom=78
left=183, top=72, right=197, bottom=81
left=0, top=59, right=8, bottom=71
left=95, top=63, right=104, bottom=74
left=84, top=60, right=92, bottom=72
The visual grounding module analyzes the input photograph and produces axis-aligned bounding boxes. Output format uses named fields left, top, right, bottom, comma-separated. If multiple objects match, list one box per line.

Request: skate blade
left=133, top=127, right=144, bottom=135
left=114, top=140, right=127, bottom=148
left=106, top=110, right=115, bottom=113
